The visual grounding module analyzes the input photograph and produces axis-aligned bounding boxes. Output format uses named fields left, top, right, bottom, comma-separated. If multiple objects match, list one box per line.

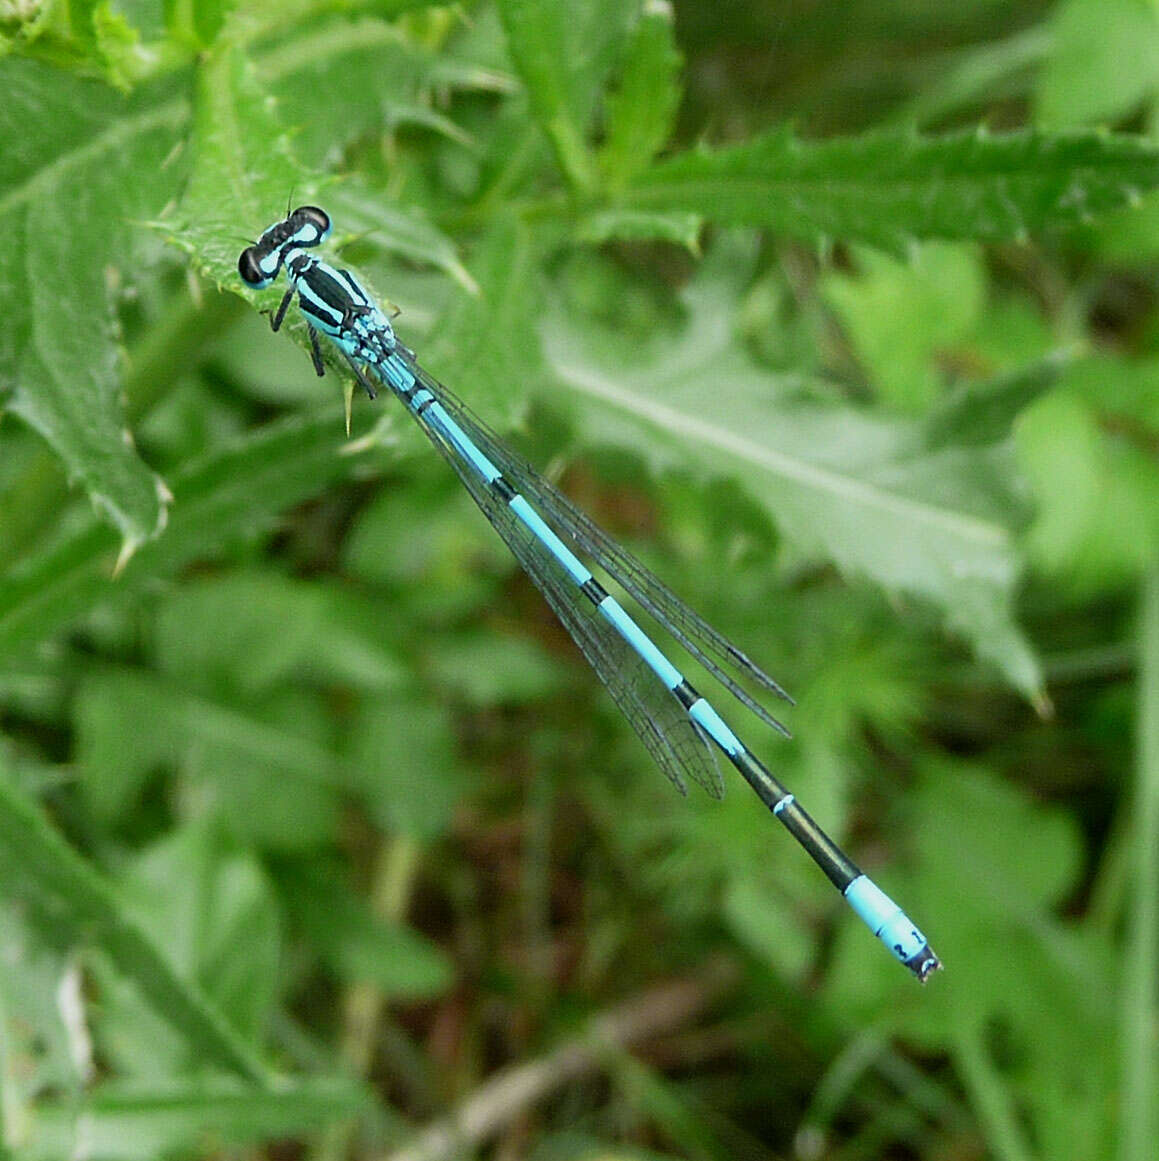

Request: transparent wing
left=364, top=352, right=725, bottom=799
left=402, top=356, right=792, bottom=738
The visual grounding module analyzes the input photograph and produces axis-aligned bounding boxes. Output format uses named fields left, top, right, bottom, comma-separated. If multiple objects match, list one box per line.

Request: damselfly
left=238, top=206, right=941, bottom=981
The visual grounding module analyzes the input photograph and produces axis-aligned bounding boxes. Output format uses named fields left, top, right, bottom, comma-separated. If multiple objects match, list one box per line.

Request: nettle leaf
left=259, top=15, right=508, bottom=171
left=576, top=207, right=702, bottom=251
left=325, top=182, right=476, bottom=294
left=0, top=0, right=150, bottom=90
left=1036, top=0, right=1159, bottom=128
left=29, top=1078, right=365, bottom=1161
left=0, top=767, right=265, bottom=1080
left=418, top=215, right=546, bottom=425
left=75, top=665, right=344, bottom=850
left=281, top=860, right=454, bottom=998
left=0, top=59, right=187, bottom=548
left=922, top=357, right=1068, bottom=451
left=164, top=0, right=231, bottom=51
left=600, top=0, right=683, bottom=188
left=98, top=823, right=281, bottom=1073
left=544, top=250, right=1042, bottom=699
left=0, top=408, right=366, bottom=662
left=170, top=34, right=302, bottom=286
left=173, top=33, right=473, bottom=374
left=496, top=0, right=635, bottom=189
left=621, top=126, right=1159, bottom=248
left=1015, top=359, right=1159, bottom=596
left=822, top=242, right=989, bottom=413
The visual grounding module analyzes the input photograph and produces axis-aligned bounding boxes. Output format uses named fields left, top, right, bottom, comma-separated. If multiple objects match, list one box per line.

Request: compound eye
left=293, top=205, right=331, bottom=244
left=238, top=246, right=272, bottom=288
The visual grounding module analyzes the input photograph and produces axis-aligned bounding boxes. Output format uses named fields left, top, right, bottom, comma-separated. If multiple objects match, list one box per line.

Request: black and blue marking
left=238, top=207, right=941, bottom=981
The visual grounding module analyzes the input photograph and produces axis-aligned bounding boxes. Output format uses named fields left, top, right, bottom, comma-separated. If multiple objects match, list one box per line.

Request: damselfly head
left=238, top=206, right=333, bottom=288
left=238, top=244, right=276, bottom=289
left=289, top=206, right=331, bottom=245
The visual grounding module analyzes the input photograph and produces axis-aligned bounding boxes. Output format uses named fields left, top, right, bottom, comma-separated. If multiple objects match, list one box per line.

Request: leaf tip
left=342, top=430, right=377, bottom=456
left=453, top=264, right=482, bottom=297
left=112, top=535, right=142, bottom=579
left=343, top=380, right=355, bottom=437
left=1031, top=688, right=1054, bottom=721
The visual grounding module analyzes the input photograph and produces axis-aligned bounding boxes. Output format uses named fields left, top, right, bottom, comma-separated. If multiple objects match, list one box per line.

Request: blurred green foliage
left=0, top=2, right=1156, bottom=1159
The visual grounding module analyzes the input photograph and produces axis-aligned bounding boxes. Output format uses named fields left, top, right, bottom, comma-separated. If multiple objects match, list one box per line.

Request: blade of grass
left=953, top=1016, right=1034, bottom=1161
left=0, top=773, right=268, bottom=1082
left=0, top=408, right=370, bottom=661
left=1122, top=563, right=1159, bottom=1161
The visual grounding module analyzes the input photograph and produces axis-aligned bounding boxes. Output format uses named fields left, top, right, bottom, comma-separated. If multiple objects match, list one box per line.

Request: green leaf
left=164, top=0, right=231, bottom=50
left=621, top=126, right=1159, bottom=248
left=826, top=757, right=1092, bottom=1028
left=822, top=242, right=988, bottom=411
left=600, top=0, right=682, bottom=188
left=158, top=572, right=339, bottom=692
left=544, top=247, right=1042, bottom=699
left=1124, top=564, right=1159, bottom=1161
left=259, top=15, right=490, bottom=171
left=74, top=668, right=182, bottom=821
left=1036, top=0, right=1159, bottom=128
left=424, top=629, right=568, bottom=705
left=922, top=356, right=1069, bottom=450
left=421, top=215, right=545, bottom=424
left=1017, top=394, right=1107, bottom=581
left=1016, top=363, right=1159, bottom=595
left=886, top=26, right=1051, bottom=132
left=348, top=696, right=467, bottom=842
left=170, top=31, right=302, bottom=286
left=1084, top=188, right=1159, bottom=261
left=326, top=182, right=477, bottom=294
left=154, top=571, right=401, bottom=695
left=0, top=903, right=91, bottom=1099
left=846, top=758, right=1116, bottom=1161
left=342, top=470, right=510, bottom=612
left=29, top=1078, right=364, bottom=1161
left=0, top=59, right=186, bottom=547
left=576, top=207, right=702, bottom=251
left=0, top=409, right=368, bottom=662
left=0, top=0, right=153, bottom=89
left=92, top=1, right=148, bottom=89
left=0, top=764, right=267, bottom=1080
left=724, top=875, right=816, bottom=980
left=495, top=0, right=634, bottom=190
left=281, top=860, right=453, bottom=999
left=74, top=665, right=345, bottom=847
left=105, top=824, right=281, bottom=1059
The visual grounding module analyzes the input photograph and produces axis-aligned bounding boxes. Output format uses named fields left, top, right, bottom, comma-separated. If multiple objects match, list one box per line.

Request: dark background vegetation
left=1, top=1, right=1156, bottom=1159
